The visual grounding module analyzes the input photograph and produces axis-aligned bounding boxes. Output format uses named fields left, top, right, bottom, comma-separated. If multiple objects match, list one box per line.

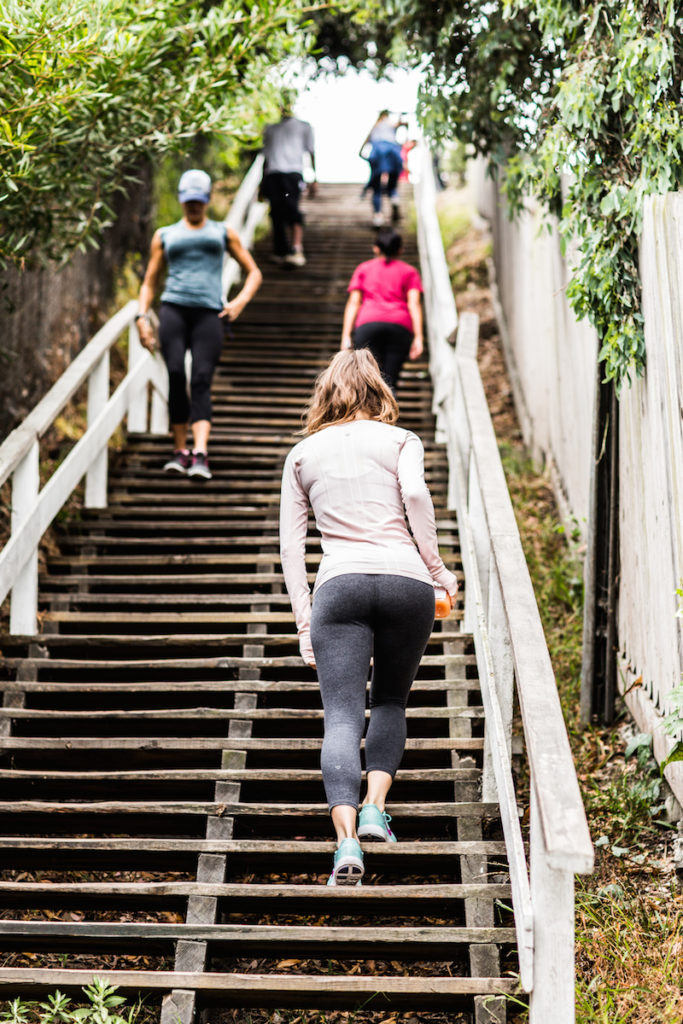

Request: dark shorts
left=262, top=172, right=304, bottom=226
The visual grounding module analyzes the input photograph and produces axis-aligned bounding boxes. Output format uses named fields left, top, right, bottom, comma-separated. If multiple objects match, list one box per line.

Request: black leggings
left=158, top=302, right=224, bottom=424
left=310, top=573, right=435, bottom=810
left=353, top=321, right=413, bottom=394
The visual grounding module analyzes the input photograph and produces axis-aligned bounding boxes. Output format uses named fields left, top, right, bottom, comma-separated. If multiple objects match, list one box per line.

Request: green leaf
left=610, top=844, right=630, bottom=858
left=661, top=740, right=683, bottom=773
left=624, top=732, right=652, bottom=759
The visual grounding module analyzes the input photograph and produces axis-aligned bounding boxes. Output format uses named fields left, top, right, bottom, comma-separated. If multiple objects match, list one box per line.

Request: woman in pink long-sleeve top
left=279, top=350, right=458, bottom=886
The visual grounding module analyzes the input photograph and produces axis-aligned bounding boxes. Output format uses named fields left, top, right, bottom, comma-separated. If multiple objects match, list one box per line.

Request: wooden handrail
left=456, top=343, right=593, bottom=870
left=414, top=141, right=593, bottom=1018
left=413, top=143, right=457, bottom=440
left=0, top=157, right=265, bottom=633
left=222, top=153, right=266, bottom=301
left=0, top=301, right=137, bottom=489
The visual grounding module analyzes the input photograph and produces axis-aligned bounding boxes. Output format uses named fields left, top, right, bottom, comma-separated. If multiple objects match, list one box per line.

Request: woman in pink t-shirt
left=341, top=227, right=423, bottom=395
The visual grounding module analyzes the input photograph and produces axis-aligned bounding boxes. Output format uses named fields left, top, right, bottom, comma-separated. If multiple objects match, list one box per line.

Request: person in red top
left=340, top=227, right=423, bottom=394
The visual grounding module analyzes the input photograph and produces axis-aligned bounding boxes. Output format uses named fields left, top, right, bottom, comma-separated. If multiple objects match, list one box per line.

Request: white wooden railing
left=415, top=143, right=594, bottom=1021
left=222, top=154, right=267, bottom=300
left=0, top=158, right=266, bottom=636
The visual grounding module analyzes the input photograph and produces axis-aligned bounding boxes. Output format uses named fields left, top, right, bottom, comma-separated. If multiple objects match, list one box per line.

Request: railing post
left=415, top=142, right=457, bottom=443
left=150, top=355, right=169, bottom=435
left=487, top=564, right=514, bottom=758
left=529, top=783, right=576, bottom=1023
left=127, top=321, right=148, bottom=433
left=481, top=573, right=514, bottom=802
left=84, top=350, right=110, bottom=509
left=9, top=440, right=40, bottom=635
left=463, top=457, right=482, bottom=637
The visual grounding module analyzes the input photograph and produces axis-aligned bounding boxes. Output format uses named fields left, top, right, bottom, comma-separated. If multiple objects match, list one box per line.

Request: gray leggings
left=310, top=573, right=435, bottom=810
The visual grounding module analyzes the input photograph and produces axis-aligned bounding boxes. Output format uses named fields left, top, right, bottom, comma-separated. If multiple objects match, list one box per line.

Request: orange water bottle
left=434, top=586, right=452, bottom=619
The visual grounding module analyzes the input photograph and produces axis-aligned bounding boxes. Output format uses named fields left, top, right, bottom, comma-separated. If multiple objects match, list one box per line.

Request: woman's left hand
left=137, top=318, right=157, bottom=352
left=219, top=300, right=245, bottom=322
left=409, top=336, right=424, bottom=359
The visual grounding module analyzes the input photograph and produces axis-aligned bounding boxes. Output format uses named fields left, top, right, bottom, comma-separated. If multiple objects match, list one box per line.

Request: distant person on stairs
left=136, top=169, right=262, bottom=480
left=360, top=110, right=405, bottom=227
left=341, top=227, right=423, bottom=396
left=261, top=93, right=317, bottom=267
left=279, top=350, right=458, bottom=886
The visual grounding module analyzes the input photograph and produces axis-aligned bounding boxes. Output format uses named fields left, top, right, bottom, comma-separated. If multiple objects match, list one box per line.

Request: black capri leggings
left=158, top=302, right=224, bottom=424
left=353, top=321, right=413, bottom=394
left=310, top=573, right=435, bottom=811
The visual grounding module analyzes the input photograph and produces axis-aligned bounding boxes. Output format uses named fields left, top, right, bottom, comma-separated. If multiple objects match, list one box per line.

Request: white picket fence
left=415, top=143, right=593, bottom=1021
left=0, top=158, right=267, bottom=635
left=475, top=162, right=683, bottom=806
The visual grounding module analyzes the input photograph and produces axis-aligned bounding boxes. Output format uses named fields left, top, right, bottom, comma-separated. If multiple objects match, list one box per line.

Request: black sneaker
left=163, top=449, right=191, bottom=473
left=188, top=450, right=212, bottom=480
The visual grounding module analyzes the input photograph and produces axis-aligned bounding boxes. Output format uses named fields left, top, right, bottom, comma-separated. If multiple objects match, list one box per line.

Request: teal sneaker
left=326, top=837, right=364, bottom=886
left=357, top=804, right=397, bottom=843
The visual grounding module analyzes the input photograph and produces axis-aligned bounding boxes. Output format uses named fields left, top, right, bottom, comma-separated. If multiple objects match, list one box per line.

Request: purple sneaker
left=188, top=450, right=212, bottom=480
left=163, top=449, right=191, bottom=473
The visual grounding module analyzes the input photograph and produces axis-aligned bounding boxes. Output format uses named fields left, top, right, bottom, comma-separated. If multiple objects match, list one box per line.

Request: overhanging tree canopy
left=335, top=0, right=682, bottom=388
left=0, top=0, right=311, bottom=267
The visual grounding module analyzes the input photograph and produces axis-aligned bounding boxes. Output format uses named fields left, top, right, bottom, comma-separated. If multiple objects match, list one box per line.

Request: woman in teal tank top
left=136, top=169, right=262, bottom=479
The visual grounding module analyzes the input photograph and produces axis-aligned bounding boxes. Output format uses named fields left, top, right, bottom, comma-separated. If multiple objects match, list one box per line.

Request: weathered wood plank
left=41, top=611, right=299, bottom=624
left=0, top=706, right=483, bottom=721
left=0, top=800, right=499, bottom=817
left=0, top=837, right=507, bottom=855
left=0, top=736, right=484, bottom=751
left=0, top=675, right=476, bottom=693
left=0, top=921, right=517, bottom=946
left=0, top=881, right=510, bottom=900
left=0, top=767, right=480, bottom=782
left=0, top=967, right=519, bottom=999
left=0, top=630, right=464, bottom=648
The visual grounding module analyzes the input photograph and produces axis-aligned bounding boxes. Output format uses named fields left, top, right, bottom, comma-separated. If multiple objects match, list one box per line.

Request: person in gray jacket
left=262, top=96, right=317, bottom=267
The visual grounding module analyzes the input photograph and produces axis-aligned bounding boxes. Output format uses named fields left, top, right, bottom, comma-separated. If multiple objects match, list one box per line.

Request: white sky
left=292, top=66, right=422, bottom=183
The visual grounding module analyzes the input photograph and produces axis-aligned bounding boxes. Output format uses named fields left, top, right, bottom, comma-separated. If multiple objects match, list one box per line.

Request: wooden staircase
left=0, top=185, right=519, bottom=1022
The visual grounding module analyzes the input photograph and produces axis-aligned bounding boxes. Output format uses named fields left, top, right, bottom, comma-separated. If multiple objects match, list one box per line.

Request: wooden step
left=0, top=968, right=519, bottom=1008
left=0, top=766, right=480, bottom=783
left=0, top=920, right=518, bottom=956
left=0, top=674, right=476, bottom=693
left=0, top=706, right=483, bottom=722
left=0, top=184, right=517, bottom=1015
left=0, top=800, right=497, bottom=817
left=0, top=736, right=484, bottom=751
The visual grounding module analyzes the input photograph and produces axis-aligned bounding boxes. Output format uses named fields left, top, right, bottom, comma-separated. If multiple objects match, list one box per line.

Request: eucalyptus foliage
left=0, top=0, right=310, bottom=267
left=311, top=0, right=396, bottom=71
left=389, top=0, right=683, bottom=387
left=0, top=977, right=143, bottom=1023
